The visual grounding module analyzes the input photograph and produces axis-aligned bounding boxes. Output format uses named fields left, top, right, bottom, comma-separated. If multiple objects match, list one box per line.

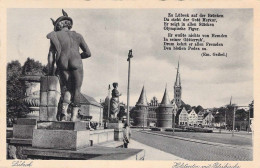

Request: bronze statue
left=110, top=82, right=121, bottom=118
left=47, top=9, right=91, bottom=121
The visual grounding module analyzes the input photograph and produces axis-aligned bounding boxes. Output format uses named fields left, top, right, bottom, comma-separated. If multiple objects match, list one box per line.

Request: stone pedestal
left=107, top=123, right=124, bottom=141
left=32, top=129, right=90, bottom=150
left=39, top=76, right=61, bottom=121
left=13, top=118, right=37, bottom=139
left=32, top=121, right=90, bottom=150
left=89, top=129, right=114, bottom=145
left=7, top=118, right=37, bottom=159
left=23, top=146, right=145, bottom=160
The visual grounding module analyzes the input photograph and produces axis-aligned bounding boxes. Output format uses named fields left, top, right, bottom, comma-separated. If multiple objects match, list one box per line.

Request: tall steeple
left=136, top=86, right=148, bottom=106
left=175, top=60, right=181, bottom=87
left=174, top=59, right=182, bottom=108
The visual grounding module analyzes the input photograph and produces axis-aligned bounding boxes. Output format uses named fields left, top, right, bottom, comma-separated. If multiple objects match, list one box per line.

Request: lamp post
left=248, top=108, right=250, bottom=133
left=107, top=84, right=111, bottom=120
left=126, top=49, right=133, bottom=126
left=225, top=109, right=227, bottom=130
left=172, top=106, right=176, bottom=133
left=100, top=99, right=102, bottom=127
left=143, top=113, right=145, bottom=130
left=232, top=106, right=236, bottom=137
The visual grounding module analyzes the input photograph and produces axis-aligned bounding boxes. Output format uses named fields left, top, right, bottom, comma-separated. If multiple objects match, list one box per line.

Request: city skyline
left=7, top=9, right=253, bottom=108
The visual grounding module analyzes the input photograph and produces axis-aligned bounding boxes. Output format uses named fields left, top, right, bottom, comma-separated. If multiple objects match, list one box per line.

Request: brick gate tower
left=133, top=86, right=148, bottom=127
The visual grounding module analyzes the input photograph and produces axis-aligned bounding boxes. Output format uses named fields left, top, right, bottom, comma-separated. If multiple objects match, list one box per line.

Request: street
left=131, top=129, right=252, bottom=161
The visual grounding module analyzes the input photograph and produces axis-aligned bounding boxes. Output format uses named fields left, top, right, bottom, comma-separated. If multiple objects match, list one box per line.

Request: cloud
left=7, top=8, right=253, bottom=108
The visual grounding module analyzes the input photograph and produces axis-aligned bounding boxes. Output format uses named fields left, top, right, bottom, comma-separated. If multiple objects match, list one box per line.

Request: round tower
left=157, top=86, right=173, bottom=128
left=133, top=86, right=148, bottom=127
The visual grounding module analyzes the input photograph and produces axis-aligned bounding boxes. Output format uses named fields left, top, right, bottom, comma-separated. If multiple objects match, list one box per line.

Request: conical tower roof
left=136, top=86, right=148, bottom=106
left=160, top=86, right=171, bottom=105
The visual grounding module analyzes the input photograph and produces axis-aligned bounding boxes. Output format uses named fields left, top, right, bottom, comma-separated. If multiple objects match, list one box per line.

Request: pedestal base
left=23, top=146, right=145, bottom=160
left=13, top=119, right=37, bottom=139
left=107, top=123, right=124, bottom=141
left=32, top=129, right=90, bottom=150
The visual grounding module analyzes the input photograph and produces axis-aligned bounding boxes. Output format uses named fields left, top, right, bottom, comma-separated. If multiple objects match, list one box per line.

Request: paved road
left=131, top=130, right=252, bottom=161
left=149, top=130, right=252, bottom=147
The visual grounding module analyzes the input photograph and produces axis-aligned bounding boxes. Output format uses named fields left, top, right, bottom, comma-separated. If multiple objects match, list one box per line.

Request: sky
left=7, top=8, right=253, bottom=108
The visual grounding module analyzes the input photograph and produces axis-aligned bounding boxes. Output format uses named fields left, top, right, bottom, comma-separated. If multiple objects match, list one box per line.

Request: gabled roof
left=203, top=113, right=209, bottom=118
left=80, top=93, right=102, bottom=108
left=188, top=109, right=196, bottom=114
left=198, top=110, right=205, bottom=115
left=176, top=107, right=187, bottom=117
left=203, top=112, right=215, bottom=120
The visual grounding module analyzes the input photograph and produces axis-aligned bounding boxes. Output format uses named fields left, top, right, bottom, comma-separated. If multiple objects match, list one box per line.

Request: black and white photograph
left=2, top=2, right=258, bottom=168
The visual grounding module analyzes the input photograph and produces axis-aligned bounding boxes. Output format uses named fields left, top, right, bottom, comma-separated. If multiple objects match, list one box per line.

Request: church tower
left=174, top=60, right=182, bottom=108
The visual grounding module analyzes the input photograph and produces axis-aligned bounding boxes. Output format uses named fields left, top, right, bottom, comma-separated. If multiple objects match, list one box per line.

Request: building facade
left=197, top=111, right=204, bottom=126
left=131, top=61, right=190, bottom=127
left=177, top=107, right=189, bottom=125
left=202, top=112, right=215, bottom=126
left=147, top=97, right=159, bottom=127
left=188, top=109, right=198, bottom=126
left=79, top=94, right=103, bottom=124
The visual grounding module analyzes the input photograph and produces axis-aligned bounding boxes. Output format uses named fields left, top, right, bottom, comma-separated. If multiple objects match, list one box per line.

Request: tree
left=130, top=106, right=136, bottom=119
left=22, top=58, right=47, bottom=75
left=7, top=60, right=27, bottom=120
left=225, top=104, right=236, bottom=128
left=194, top=105, right=204, bottom=113
left=180, top=104, right=192, bottom=111
left=7, top=58, right=47, bottom=123
left=101, top=97, right=109, bottom=120
left=235, top=108, right=247, bottom=121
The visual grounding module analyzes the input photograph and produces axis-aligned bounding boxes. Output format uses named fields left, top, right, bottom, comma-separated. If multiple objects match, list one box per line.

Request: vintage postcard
left=0, top=0, right=259, bottom=168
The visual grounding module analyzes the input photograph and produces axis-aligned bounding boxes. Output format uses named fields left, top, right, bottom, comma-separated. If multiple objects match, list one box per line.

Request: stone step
left=13, top=125, right=37, bottom=139
left=95, top=140, right=123, bottom=148
left=37, top=121, right=87, bottom=131
left=16, top=118, right=37, bottom=125
left=8, top=138, right=32, bottom=145
left=23, top=146, right=145, bottom=160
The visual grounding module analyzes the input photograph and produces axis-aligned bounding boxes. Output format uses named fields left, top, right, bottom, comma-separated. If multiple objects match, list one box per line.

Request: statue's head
left=112, top=82, right=118, bottom=88
left=50, top=9, right=73, bottom=31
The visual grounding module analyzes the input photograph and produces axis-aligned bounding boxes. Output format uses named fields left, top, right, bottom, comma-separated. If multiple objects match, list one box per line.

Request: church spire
left=174, top=58, right=182, bottom=108
left=136, top=86, right=148, bottom=106
left=161, top=85, right=171, bottom=105
left=175, top=59, right=181, bottom=87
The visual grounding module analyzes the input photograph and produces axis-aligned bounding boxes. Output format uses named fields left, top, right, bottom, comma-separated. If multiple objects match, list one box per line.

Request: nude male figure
left=47, top=10, right=91, bottom=121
